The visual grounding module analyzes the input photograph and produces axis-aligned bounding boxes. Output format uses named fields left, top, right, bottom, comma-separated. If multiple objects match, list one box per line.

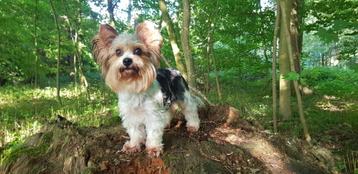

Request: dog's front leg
left=145, top=121, right=165, bottom=157
left=121, top=120, right=146, bottom=153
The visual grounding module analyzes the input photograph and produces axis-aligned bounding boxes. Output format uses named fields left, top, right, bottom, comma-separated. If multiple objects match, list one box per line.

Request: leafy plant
left=301, top=67, right=358, bottom=97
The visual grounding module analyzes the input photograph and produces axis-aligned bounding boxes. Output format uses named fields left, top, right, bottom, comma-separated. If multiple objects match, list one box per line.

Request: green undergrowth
left=1, top=132, right=53, bottom=166
left=207, top=70, right=358, bottom=173
left=301, top=67, right=358, bottom=97
left=0, top=84, right=119, bottom=148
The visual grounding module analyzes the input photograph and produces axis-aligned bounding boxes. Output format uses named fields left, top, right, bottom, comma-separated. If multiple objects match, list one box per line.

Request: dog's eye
left=133, top=48, right=142, bottom=56
left=115, top=49, right=122, bottom=56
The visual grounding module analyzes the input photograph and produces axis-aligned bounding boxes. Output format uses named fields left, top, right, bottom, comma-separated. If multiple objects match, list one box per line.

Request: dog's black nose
left=123, top=58, right=132, bottom=67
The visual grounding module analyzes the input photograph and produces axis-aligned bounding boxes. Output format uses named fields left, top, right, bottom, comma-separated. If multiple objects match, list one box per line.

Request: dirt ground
left=0, top=105, right=338, bottom=174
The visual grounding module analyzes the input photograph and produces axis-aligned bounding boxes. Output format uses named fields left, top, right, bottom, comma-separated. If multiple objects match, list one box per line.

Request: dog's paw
left=121, top=141, right=142, bottom=153
left=186, top=118, right=200, bottom=133
left=146, top=146, right=162, bottom=157
left=187, top=125, right=199, bottom=133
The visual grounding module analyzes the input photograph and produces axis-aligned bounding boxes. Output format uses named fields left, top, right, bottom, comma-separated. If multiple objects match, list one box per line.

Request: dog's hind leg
left=178, top=91, right=200, bottom=132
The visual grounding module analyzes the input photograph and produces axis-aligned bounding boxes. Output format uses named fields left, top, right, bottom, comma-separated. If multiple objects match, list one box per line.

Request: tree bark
left=280, top=0, right=311, bottom=143
left=290, top=0, right=302, bottom=73
left=62, top=0, right=78, bottom=93
left=278, top=0, right=292, bottom=120
left=213, top=55, right=222, bottom=101
left=107, top=0, right=118, bottom=27
left=207, top=21, right=222, bottom=100
left=272, top=2, right=280, bottom=133
left=181, top=0, right=196, bottom=88
left=127, top=0, right=132, bottom=27
left=159, top=0, right=186, bottom=75
left=320, top=53, right=324, bottom=66
left=203, top=37, right=211, bottom=94
left=75, top=0, right=90, bottom=99
left=33, top=0, right=39, bottom=88
left=50, top=0, right=62, bottom=104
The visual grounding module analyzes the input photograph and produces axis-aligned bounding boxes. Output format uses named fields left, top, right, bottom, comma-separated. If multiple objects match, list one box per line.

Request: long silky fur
left=92, top=35, right=114, bottom=77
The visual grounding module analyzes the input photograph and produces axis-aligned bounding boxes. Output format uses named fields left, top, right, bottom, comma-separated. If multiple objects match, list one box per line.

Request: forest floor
left=0, top=105, right=336, bottom=173
left=0, top=82, right=357, bottom=173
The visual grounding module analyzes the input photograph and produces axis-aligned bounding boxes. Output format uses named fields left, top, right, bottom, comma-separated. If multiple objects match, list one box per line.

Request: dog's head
left=92, top=21, right=163, bottom=93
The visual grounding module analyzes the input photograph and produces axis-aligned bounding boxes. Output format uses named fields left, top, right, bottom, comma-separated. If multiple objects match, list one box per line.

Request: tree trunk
left=278, top=0, right=292, bottom=120
left=181, top=0, right=196, bottom=88
left=61, top=0, right=90, bottom=98
left=63, top=0, right=78, bottom=93
left=203, top=41, right=211, bottom=94
left=127, top=0, right=132, bottom=27
left=159, top=0, right=186, bottom=75
left=207, top=21, right=222, bottom=100
left=213, top=55, right=222, bottom=101
left=280, top=0, right=311, bottom=143
left=50, top=0, right=62, bottom=104
left=290, top=0, right=302, bottom=73
left=33, top=0, right=39, bottom=88
left=75, top=0, right=90, bottom=99
left=107, top=0, right=117, bottom=27
left=297, top=0, right=304, bottom=71
left=272, top=2, right=280, bottom=133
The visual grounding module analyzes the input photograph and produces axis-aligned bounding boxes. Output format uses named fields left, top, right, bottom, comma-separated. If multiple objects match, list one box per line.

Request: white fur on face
left=104, top=34, right=157, bottom=93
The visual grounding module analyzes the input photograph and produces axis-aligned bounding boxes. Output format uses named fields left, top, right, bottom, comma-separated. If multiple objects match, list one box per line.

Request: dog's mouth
left=119, top=66, right=139, bottom=77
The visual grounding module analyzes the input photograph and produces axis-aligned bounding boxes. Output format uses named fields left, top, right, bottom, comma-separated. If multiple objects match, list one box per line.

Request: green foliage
left=0, top=85, right=119, bottom=145
left=301, top=67, right=358, bottom=97
left=283, top=72, right=300, bottom=81
left=304, top=0, right=357, bottom=63
left=0, top=0, right=98, bottom=86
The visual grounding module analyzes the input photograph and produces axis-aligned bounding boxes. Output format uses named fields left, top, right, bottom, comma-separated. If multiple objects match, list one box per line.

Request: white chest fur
left=117, top=81, right=170, bottom=126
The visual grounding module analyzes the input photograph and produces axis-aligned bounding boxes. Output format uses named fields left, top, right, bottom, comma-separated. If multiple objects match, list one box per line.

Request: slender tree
left=62, top=0, right=78, bottom=92
left=280, top=0, right=311, bottom=142
left=33, top=0, right=39, bottom=88
left=291, top=0, right=303, bottom=72
left=49, top=0, right=62, bottom=104
left=204, top=20, right=222, bottom=100
left=278, top=0, right=292, bottom=120
left=181, top=0, right=196, bottom=88
left=203, top=21, right=213, bottom=94
left=159, top=0, right=186, bottom=75
left=73, top=0, right=90, bottom=99
left=127, top=0, right=133, bottom=27
left=107, top=0, right=118, bottom=27
left=272, top=2, right=280, bottom=133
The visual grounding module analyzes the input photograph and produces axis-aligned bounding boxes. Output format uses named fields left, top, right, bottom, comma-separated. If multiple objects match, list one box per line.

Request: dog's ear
left=136, top=21, right=163, bottom=66
left=92, top=24, right=118, bottom=65
left=136, top=21, right=163, bottom=51
left=98, top=24, right=118, bottom=47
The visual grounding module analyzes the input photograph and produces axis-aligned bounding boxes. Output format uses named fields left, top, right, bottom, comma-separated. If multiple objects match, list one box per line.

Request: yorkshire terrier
left=92, top=21, right=200, bottom=157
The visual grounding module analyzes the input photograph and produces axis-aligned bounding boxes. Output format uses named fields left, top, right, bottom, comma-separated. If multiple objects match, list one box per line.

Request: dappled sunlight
left=0, top=86, right=118, bottom=148
left=315, top=95, right=356, bottom=112
left=0, top=86, right=82, bottom=108
left=32, top=87, right=83, bottom=99
left=210, top=125, right=293, bottom=173
left=251, top=104, right=269, bottom=116
left=1, top=120, right=43, bottom=147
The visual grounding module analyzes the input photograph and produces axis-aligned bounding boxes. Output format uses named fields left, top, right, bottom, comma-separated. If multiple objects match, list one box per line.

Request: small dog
left=92, top=21, right=200, bottom=157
